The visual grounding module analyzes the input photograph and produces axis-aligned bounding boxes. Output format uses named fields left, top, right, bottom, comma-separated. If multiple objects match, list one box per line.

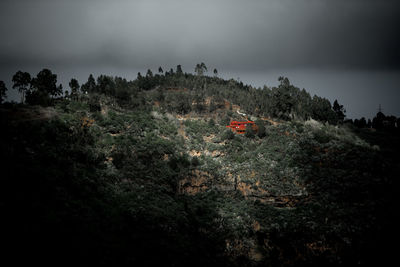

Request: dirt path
left=261, top=117, right=280, bottom=126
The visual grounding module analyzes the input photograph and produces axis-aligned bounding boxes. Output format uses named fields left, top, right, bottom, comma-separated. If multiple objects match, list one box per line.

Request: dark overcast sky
left=1, top=0, right=399, bottom=119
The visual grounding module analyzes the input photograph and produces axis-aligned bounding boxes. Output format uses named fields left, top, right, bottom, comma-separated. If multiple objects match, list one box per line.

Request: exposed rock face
left=178, top=170, right=213, bottom=195
left=179, top=170, right=307, bottom=207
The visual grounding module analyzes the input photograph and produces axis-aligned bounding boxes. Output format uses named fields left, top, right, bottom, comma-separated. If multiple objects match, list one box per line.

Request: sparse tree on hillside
left=158, top=66, right=163, bottom=74
left=292, top=88, right=313, bottom=120
left=26, top=69, right=62, bottom=105
left=213, top=68, right=218, bottom=77
left=311, top=95, right=336, bottom=123
left=0, top=81, right=7, bottom=104
left=269, top=77, right=295, bottom=120
left=88, top=94, right=101, bottom=112
left=137, top=71, right=154, bottom=90
left=69, top=78, right=80, bottom=100
left=193, top=92, right=205, bottom=113
left=12, top=71, right=31, bottom=103
left=359, top=117, right=367, bottom=128
left=195, top=62, right=207, bottom=76
left=176, top=65, right=183, bottom=75
left=176, top=94, right=191, bottom=114
left=372, top=111, right=385, bottom=129
left=333, top=99, right=346, bottom=123
left=114, top=77, right=133, bottom=104
left=367, top=119, right=372, bottom=128
left=255, top=119, right=266, bottom=138
left=30, top=69, right=63, bottom=97
left=97, top=75, right=116, bottom=96
left=81, top=74, right=96, bottom=93
left=155, top=87, right=165, bottom=102
left=245, top=123, right=255, bottom=138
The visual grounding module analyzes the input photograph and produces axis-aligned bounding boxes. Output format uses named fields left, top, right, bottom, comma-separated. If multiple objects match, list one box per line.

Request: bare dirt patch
left=178, top=170, right=213, bottom=195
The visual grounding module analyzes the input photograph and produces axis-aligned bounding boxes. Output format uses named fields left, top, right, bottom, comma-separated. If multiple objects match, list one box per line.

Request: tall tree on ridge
left=31, top=69, right=62, bottom=97
left=81, top=74, right=96, bottom=93
left=195, top=62, right=207, bottom=76
left=69, top=78, right=80, bottom=100
left=213, top=68, right=218, bottom=77
left=12, top=71, right=31, bottom=103
left=176, top=65, right=183, bottom=75
left=333, top=99, right=346, bottom=123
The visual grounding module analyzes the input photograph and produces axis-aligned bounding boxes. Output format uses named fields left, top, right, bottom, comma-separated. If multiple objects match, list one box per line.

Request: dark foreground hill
left=0, top=73, right=399, bottom=266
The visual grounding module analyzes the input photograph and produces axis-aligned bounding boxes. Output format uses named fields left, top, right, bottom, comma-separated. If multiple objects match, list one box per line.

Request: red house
left=226, top=120, right=258, bottom=134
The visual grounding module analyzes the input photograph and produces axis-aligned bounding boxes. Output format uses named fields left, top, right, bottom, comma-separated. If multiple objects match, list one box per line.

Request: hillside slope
left=1, top=83, right=398, bottom=266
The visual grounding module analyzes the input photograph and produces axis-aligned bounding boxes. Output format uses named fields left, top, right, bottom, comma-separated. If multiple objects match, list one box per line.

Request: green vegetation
left=0, top=65, right=398, bottom=266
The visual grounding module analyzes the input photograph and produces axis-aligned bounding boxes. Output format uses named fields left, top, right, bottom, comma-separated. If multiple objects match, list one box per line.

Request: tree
left=255, top=119, right=266, bottom=138
left=176, top=94, right=191, bottom=114
left=201, top=63, right=207, bottom=73
left=195, top=62, right=207, bottom=76
left=114, top=77, right=132, bottom=105
left=27, top=69, right=62, bottom=105
left=372, top=111, right=385, bottom=129
left=81, top=74, right=96, bottom=93
left=333, top=99, right=346, bottom=123
left=155, top=87, right=165, bottom=102
left=0, top=81, right=7, bottom=104
left=367, top=119, right=372, bottom=128
left=213, top=68, right=218, bottom=77
left=176, top=65, right=183, bottom=75
left=97, top=75, right=116, bottom=96
left=158, top=66, right=163, bottom=74
left=88, top=94, right=101, bottom=112
left=30, top=69, right=62, bottom=97
left=245, top=123, right=255, bottom=138
left=12, top=71, right=31, bottom=103
left=146, top=69, right=153, bottom=78
left=311, top=95, right=336, bottom=123
left=359, top=117, right=367, bottom=128
left=193, top=93, right=205, bottom=113
left=269, top=77, right=295, bottom=120
left=292, top=88, right=312, bottom=120
left=69, top=78, right=80, bottom=100
left=223, top=129, right=235, bottom=140
left=137, top=71, right=153, bottom=90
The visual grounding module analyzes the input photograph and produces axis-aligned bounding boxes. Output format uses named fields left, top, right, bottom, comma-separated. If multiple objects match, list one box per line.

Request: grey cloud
left=1, top=0, right=399, bottom=71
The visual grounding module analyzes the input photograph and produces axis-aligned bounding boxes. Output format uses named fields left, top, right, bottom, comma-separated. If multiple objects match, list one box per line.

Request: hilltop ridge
left=0, top=69, right=398, bottom=266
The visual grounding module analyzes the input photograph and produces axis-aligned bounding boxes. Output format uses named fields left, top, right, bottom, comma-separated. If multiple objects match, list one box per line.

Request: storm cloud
left=1, top=0, right=399, bottom=70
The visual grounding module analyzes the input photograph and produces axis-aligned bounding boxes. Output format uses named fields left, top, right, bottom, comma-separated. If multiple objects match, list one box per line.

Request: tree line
left=1, top=64, right=398, bottom=129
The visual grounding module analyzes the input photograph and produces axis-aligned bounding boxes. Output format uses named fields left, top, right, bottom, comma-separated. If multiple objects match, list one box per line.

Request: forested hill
left=0, top=66, right=399, bottom=266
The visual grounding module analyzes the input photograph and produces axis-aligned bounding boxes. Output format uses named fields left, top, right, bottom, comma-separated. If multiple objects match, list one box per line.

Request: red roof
left=226, top=120, right=255, bottom=133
